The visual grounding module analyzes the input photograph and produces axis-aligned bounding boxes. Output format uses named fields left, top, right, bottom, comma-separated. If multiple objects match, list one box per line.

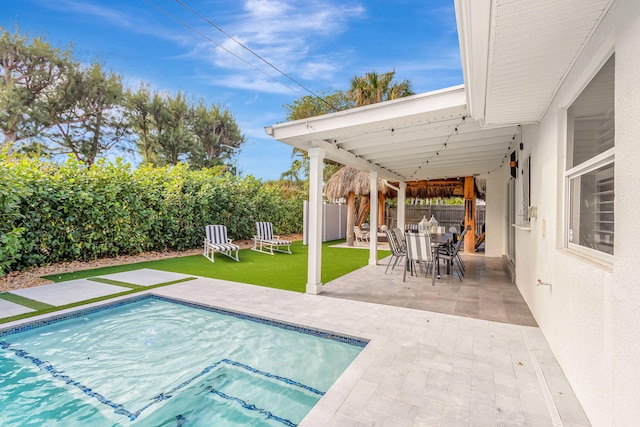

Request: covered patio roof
left=266, top=86, right=520, bottom=182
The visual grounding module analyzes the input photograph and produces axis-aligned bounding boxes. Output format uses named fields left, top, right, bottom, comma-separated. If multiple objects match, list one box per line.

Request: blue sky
left=2, top=0, right=462, bottom=180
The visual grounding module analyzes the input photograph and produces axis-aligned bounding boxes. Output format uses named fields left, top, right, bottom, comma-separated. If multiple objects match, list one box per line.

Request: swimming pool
left=0, top=295, right=367, bottom=426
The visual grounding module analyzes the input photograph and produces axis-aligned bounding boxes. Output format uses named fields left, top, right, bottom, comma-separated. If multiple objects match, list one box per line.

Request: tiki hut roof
left=391, top=178, right=486, bottom=200
left=402, top=179, right=465, bottom=199
left=325, top=167, right=486, bottom=201
left=324, top=166, right=390, bottom=200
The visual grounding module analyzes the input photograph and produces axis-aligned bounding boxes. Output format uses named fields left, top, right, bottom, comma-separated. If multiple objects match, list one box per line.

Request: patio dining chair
left=391, top=227, right=407, bottom=253
left=252, top=222, right=292, bottom=255
left=435, top=228, right=466, bottom=280
left=203, top=224, right=240, bottom=262
left=384, top=228, right=406, bottom=274
left=404, top=232, right=436, bottom=285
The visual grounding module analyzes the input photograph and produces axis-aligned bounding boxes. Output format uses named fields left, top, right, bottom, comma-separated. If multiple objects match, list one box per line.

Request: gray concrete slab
left=0, top=298, right=35, bottom=317
left=8, top=279, right=128, bottom=306
left=96, top=269, right=191, bottom=286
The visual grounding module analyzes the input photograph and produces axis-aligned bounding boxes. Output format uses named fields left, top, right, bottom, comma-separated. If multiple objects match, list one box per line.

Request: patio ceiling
left=456, top=0, right=613, bottom=126
left=266, top=86, right=520, bottom=182
left=266, top=0, right=612, bottom=182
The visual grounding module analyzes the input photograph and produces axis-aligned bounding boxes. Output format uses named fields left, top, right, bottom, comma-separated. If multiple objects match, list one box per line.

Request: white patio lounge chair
left=252, top=222, right=292, bottom=255
left=203, top=225, right=239, bottom=262
left=353, top=225, right=370, bottom=245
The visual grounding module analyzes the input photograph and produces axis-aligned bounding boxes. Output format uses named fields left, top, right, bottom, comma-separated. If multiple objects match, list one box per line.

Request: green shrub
left=0, top=157, right=306, bottom=275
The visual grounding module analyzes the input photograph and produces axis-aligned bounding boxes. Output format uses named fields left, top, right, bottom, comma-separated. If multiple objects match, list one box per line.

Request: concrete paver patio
left=0, top=298, right=34, bottom=317
left=7, top=279, right=128, bottom=306
left=0, top=261, right=589, bottom=426
left=324, top=252, right=537, bottom=327
left=95, top=268, right=192, bottom=286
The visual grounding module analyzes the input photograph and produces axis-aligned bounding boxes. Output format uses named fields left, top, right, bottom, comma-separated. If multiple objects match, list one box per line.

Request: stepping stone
left=8, top=279, right=128, bottom=306
left=96, top=269, right=191, bottom=287
left=0, top=298, right=35, bottom=318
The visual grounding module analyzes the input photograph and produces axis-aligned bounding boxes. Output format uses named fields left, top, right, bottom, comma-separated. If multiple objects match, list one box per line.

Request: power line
left=141, top=0, right=305, bottom=98
left=173, top=0, right=338, bottom=111
left=142, top=0, right=338, bottom=110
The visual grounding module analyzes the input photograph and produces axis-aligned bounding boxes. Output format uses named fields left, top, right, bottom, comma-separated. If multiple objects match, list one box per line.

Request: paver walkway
left=0, top=270, right=193, bottom=320
left=0, top=298, right=34, bottom=317
left=8, top=279, right=129, bottom=306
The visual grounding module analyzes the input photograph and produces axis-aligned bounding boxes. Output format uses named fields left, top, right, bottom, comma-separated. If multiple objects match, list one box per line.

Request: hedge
left=0, top=157, right=305, bottom=275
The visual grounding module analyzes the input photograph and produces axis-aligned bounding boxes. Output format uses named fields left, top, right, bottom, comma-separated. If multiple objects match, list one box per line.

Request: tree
left=43, top=62, right=128, bottom=165
left=189, top=101, right=244, bottom=171
left=348, top=70, right=414, bottom=106
left=126, top=88, right=245, bottom=169
left=284, top=90, right=353, bottom=121
left=281, top=90, right=352, bottom=186
left=342, top=70, right=413, bottom=244
left=126, top=90, right=193, bottom=166
left=151, top=91, right=193, bottom=166
left=0, top=26, right=74, bottom=152
left=125, top=84, right=158, bottom=164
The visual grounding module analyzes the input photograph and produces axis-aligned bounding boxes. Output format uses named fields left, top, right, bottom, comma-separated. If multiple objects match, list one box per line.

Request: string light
left=409, top=118, right=464, bottom=179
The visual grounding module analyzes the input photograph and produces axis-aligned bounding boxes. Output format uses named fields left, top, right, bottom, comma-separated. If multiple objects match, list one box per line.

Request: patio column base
left=306, top=282, right=323, bottom=295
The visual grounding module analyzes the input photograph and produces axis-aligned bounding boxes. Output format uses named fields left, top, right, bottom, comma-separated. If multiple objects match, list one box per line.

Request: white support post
left=369, top=171, right=379, bottom=265
left=398, top=182, right=406, bottom=232
left=307, top=147, right=325, bottom=294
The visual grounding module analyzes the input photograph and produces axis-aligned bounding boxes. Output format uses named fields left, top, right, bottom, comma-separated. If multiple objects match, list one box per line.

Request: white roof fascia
left=266, top=86, right=469, bottom=181
left=269, top=86, right=466, bottom=140
left=454, top=0, right=491, bottom=124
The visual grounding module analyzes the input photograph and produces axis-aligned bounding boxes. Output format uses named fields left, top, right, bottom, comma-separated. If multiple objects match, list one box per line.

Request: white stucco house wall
left=266, top=0, right=639, bottom=425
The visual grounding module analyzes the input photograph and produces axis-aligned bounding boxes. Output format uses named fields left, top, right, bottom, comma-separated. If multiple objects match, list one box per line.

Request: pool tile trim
left=0, top=294, right=369, bottom=348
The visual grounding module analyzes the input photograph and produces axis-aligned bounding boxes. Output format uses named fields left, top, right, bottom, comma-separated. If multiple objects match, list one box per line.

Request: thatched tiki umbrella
left=324, top=166, right=390, bottom=246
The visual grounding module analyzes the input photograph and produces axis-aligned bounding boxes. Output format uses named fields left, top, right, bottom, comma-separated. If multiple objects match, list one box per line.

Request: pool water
left=0, top=295, right=366, bottom=426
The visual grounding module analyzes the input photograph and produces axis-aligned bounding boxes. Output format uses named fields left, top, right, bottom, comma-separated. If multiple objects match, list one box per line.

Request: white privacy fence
left=303, top=202, right=348, bottom=244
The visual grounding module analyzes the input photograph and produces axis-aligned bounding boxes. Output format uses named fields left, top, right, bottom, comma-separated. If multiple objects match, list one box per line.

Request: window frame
left=563, top=55, right=615, bottom=265
left=564, top=149, right=615, bottom=264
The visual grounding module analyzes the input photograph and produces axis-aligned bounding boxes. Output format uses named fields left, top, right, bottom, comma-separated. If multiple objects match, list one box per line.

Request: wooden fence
left=386, top=205, right=486, bottom=234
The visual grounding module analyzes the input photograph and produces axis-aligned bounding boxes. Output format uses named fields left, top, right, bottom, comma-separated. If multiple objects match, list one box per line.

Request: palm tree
left=347, top=70, right=414, bottom=106
left=337, top=70, right=414, bottom=244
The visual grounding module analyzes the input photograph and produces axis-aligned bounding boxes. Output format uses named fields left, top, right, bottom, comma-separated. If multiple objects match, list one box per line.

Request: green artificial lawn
left=0, top=241, right=388, bottom=325
left=43, top=240, right=391, bottom=293
left=0, top=292, right=54, bottom=310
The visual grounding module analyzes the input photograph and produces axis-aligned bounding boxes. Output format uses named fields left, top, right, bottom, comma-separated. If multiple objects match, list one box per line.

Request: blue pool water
left=0, top=295, right=366, bottom=426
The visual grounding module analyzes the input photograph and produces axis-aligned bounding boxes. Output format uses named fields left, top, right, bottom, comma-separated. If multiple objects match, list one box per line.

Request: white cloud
left=36, top=0, right=366, bottom=95
left=193, top=0, right=365, bottom=91
left=46, top=0, right=132, bottom=25
left=298, top=59, right=340, bottom=81
left=209, top=74, right=299, bottom=95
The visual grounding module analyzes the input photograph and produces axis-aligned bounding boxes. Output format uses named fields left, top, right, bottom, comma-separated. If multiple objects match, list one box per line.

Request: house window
left=566, top=55, right=614, bottom=258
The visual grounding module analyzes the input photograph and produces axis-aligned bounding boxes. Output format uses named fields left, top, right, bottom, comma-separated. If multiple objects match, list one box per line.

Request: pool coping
left=1, top=274, right=591, bottom=426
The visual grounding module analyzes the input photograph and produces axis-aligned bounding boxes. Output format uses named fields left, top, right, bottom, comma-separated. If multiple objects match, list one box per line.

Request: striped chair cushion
left=205, top=225, right=235, bottom=246
left=207, top=242, right=239, bottom=251
left=256, top=221, right=287, bottom=243
left=405, top=232, right=433, bottom=263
